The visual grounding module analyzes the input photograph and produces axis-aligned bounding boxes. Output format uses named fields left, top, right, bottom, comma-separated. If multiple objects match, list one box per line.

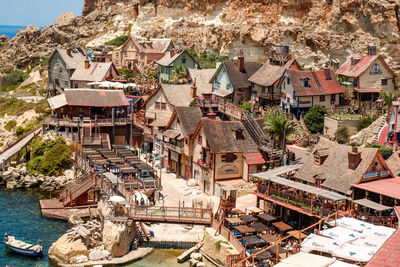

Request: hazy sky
left=0, top=0, right=84, bottom=26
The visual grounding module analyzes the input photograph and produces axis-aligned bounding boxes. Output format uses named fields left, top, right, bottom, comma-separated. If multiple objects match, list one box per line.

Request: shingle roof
left=286, top=69, right=344, bottom=97
left=188, top=68, right=215, bottom=95
left=386, top=151, right=400, bottom=176
left=294, top=138, right=382, bottom=195
left=336, top=54, right=396, bottom=78
left=126, top=37, right=173, bottom=54
left=249, top=60, right=297, bottom=87
left=63, top=89, right=129, bottom=107
left=224, top=61, right=261, bottom=89
left=201, top=119, right=259, bottom=154
left=70, top=62, right=115, bottom=82
left=161, top=84, right=194, bottom=107
left=157, top=49, right=198, bottom=67
left=175, top=107, right=203, bottom=135
left=54, top=48, right=86, bottom=70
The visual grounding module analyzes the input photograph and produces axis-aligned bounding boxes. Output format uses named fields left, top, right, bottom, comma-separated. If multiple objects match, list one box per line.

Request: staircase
left=100, top=133, right=111, bottom=149
left=241, top=111, right=270, bottom=148
left=58, top=175, right=97, bottom=207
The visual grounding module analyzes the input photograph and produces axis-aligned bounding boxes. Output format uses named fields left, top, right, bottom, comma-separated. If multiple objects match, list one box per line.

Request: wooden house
left=70, top=61, right=119, bottom=88
left=157, top=49, right=200, bottom=82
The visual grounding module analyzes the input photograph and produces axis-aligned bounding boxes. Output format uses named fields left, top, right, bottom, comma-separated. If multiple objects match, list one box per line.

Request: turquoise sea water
left=0, top=189, right=194, bottom=266
left=0, top=25, right=26, bottom=39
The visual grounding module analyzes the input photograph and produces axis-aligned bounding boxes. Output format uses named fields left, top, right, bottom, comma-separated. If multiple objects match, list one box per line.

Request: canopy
left=327, top=217, right=375, bottom=233
left=240, top=215, right=258, bottom=223
left=362, top=225, right=395, bottom=239
left=247, top=206, right=263, bottom=214
left=109, top=195, right=125, bottom=203
left=329, top=260, right=359, bottom=267
left=301, top=233, right=343, bottom=254
left=275, top=252, right=335, bottom=267
left=242, top=235, right=266, bottom=246
left=234, top=225, right=256, bottom=234
left=252, top=222, right=269, bottom=232
left=225, top=217, right=243, bottom=225
left=333, top=243, right=375, bottom=262
left=257, top=213, right=277, bottom=222
left=259, top=233, right=279, bottom=243
left=287, top=230, right=307, bottom=239
left=132, top=192, right=150, bottom=205
left=273, top=221, right=293, bottom=232
left=350, top=235, right=387, bottom=253
left=248, top=248, right=272, bottom=260
left=353, top=198, right=393, bottom=211
left=320, top=226, right=362, bottom=243
left=103, top=172, right=118, bottom=184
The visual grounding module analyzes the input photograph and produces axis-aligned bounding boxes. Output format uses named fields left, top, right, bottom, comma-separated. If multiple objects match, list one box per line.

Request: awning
left=225, top=217, right=243, bottom=225
left=47, top=93, right=67, bottom=110
left=149, top=118, right=169, bottom=127
left=103, top=172, right=118, bottom=184
left=257, top=213, right=277, bottom=222
left=244, top=153, right=266, bottom=165
left=273, top=221, right=293, bottom=232
left=212, top=89, right=232, bottom=97
left=163, top=129, right=181, bottom=139
left=353, top=198, right=393, bottom=211
left=354, top=88, right=382, bottom=93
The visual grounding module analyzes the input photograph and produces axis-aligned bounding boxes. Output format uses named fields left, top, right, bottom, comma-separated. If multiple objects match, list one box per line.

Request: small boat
left=4, top=233, right=43, bottom=257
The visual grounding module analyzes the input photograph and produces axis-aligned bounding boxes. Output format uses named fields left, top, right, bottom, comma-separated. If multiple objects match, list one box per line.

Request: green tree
left=357, top=115, right=378, bottom=131
left=303, top=105, right=327, bottom=133
left=119, top=68, right=134, bottom=82
left=380, top=90, right=399, bottom=110
left=264, top=107, right=297, bottom=151
left=335, top=126, right=350, bottom=144
left=366, top=143, right=393, bottom=160
left=105, top=35, right=129, bottom=46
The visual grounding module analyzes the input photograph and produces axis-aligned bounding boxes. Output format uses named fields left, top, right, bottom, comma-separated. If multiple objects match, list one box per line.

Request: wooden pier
left=39, top=199, right=97, bottom=221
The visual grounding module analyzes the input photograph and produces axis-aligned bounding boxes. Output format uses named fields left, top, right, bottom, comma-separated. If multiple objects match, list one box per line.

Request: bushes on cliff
left=366, top=143, right=393, bottom=160
left=105, top=35, right=129, bottom=46
left=27, top=137, right=72, bottom=176
left=1, top=70, right=28, bottom=91
left=188, top=49, right=229, bottom=68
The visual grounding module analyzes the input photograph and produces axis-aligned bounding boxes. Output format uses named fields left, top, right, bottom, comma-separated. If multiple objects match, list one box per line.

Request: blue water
left=0, top=25, right=26, bottom=39
left=0, top=189, right=68, bottom=267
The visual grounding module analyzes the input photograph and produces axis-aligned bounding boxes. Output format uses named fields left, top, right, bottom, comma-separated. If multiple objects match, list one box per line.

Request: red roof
left=286, top=69, right=344, bottom=97
left=244, top=153, right=266, bottom=165
left=351, top=177, right=400, bottom=199
left=367, top=226, right=400, bottom=267
left=337, top=55, right=396, bottom=78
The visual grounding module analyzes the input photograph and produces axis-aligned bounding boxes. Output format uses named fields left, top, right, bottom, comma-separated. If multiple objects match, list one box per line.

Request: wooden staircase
left=58, top=175, right=97, bottom=207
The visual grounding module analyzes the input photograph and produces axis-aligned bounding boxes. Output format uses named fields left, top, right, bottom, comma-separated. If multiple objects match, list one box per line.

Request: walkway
left=0, top=127, right=41, bottom=165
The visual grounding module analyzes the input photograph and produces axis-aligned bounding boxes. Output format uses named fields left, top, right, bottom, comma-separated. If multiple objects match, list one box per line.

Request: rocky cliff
left=1, top=0, right=400, bottom=72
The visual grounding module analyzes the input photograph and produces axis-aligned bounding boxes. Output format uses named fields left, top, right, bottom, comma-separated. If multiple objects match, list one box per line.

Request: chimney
left=85, top=59, right=90, bottom=69
left=67, top=48, right=72, bottom=57
left=348, top=146, right=362, bottom=170
left=237, top=50, right=244, bottom=72
left=324, top=63, right=331, bottom=80
left=368, top=43, right=376, bottom=56
left=190, top=78, right=197, bottom=98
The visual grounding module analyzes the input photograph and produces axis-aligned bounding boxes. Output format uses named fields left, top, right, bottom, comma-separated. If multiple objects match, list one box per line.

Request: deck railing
left=211, top=218, right=245, bottom=254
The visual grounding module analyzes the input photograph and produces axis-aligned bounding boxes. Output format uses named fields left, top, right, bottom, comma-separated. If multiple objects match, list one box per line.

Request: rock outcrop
left=102, top=220, right=137, bottom=257
left=48, top=232, right=90, bottom=264
left=1, top=0, right=400, bottom=72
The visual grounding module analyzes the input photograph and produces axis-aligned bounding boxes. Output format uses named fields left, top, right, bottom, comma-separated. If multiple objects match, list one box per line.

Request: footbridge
left=0, top=126, right=41, bottom=170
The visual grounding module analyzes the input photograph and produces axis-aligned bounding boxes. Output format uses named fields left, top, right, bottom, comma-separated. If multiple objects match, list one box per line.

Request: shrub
left=4, top=120, right=17, bottom=132
left=1, top=70, right=28, bottom=87
left=105, top=35, right=129, bottom=46
left=188, top=49, right=229, bottom=68
left=238, top=103, right=251, bottom=111
left=335, top=126, right=350, bottom=144
left=357, top=115, right=378, bottom=131
left=15, top=126, right=25, bottom=137
left=366, top=143, right=393, bottom=160
left=27, top=137, right=72, bottom=176
left=303, top=105, right=327, bottom=133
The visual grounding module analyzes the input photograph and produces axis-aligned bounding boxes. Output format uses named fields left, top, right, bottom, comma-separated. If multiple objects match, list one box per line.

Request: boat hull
left=5, top=243, right=43, bottom=257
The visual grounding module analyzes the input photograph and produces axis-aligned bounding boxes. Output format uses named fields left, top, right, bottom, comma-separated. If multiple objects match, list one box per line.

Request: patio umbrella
left=109, top=195, right=126, bottom=203
left=87, top=81, right=102, bottom=86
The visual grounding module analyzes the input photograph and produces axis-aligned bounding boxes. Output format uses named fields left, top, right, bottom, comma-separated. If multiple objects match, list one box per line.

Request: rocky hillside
left=1, top=0, right=400, bottom=72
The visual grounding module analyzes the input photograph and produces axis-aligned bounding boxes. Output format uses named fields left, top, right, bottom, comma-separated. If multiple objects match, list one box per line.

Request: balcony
left=45, top=117, right=132, bottom=127
left=163, top=142, right=184, bottom=154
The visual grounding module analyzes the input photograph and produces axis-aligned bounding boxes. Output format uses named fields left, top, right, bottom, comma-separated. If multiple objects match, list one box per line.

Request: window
left=293, top=92, right=296, bottom=101
left=115, top=60, right=119, bottom=66
left=74, top=83, right=78, bottom=88
left=303, top=78, right=310, bottom=87
left=320, top=95, right=325, bottom=102
left=314, top=155, right=320, bottom=165
left=268, top=87, right=273, bottom=94
left=261, top=86, right=266, bottom=94
left=142, top=62, right=144, bottom=67
left=381, top=79, right=388, bottom=86
left=370, top=63, right=382, bottom=74
left=116, top=52, right=119, bottom=57
left=155, top=102, right=161, bottom=110
left=65, top=81, right=70, bottom=87
left=235, top=129, right=244, bottom=140
left=198, top=135, right=203, bottom=145
left=330, top=94, right=336, bottom=104
left=222, top=153, right=237, bottom=163
left=181, top=56, right=186, bottom=64
left=287, top=77, right=291, bottom=84
left=59, top=68, right=63, bottom=73
left=124, top=51, right=127, bottom=56
left=161, top=103, right=167, bottom=110
left=353, top=79, right=358, bottom=87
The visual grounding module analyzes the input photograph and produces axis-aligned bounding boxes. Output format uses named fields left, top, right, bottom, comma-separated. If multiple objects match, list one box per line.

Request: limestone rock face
left=54, top=12, right=76, bottom=28
left=102, top=220, right=136, bottom=257
left=0, top=35, right=9, bottom=45
left=48, top=233, right=89, bottom=264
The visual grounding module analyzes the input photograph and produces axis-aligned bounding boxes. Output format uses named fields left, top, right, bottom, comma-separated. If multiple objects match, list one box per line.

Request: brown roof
left=62, top=89, right=130, bottom=107
left=212, top=61, right=261, bottom=90
left=157, top=49, right=198, bottom=67
left=51, top=48, right=86, bottom=70
left=249, top=59, right=297, bottom=87
left=188, top=68, right=215, bottom=95
left=294, top=138, right=387, bottom=195
left=285, top=69, right=344, bottom=96
left=70, top=62, right=116, bottom=82
left=124, top=37, right=173, bottom=54
left=201, top=119, right=259, bottom=154
left=386, top=151, right=400, bottom=176
left=175, top=107, right=203, bottom=135
left=161, top=84, right=194, bottom=107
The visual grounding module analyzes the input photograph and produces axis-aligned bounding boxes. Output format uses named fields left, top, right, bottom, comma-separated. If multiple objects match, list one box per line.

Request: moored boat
left=4, top=233, right=43, bottom=257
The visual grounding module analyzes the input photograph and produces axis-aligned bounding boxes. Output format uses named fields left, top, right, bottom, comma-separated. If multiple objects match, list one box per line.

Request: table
left=272, top=221, right=293, bottom=232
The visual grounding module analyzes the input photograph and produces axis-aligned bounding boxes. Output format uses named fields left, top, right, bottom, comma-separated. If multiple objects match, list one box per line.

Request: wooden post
left=267, top=180, right=271, bottom=196
left=318, top=221, right=321, bottom=235
left=275, top=243, right=279, bottom=264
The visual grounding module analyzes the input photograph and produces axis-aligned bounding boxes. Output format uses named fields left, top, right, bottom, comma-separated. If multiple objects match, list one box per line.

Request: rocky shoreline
left=0, top=165, right=75, bottom=191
